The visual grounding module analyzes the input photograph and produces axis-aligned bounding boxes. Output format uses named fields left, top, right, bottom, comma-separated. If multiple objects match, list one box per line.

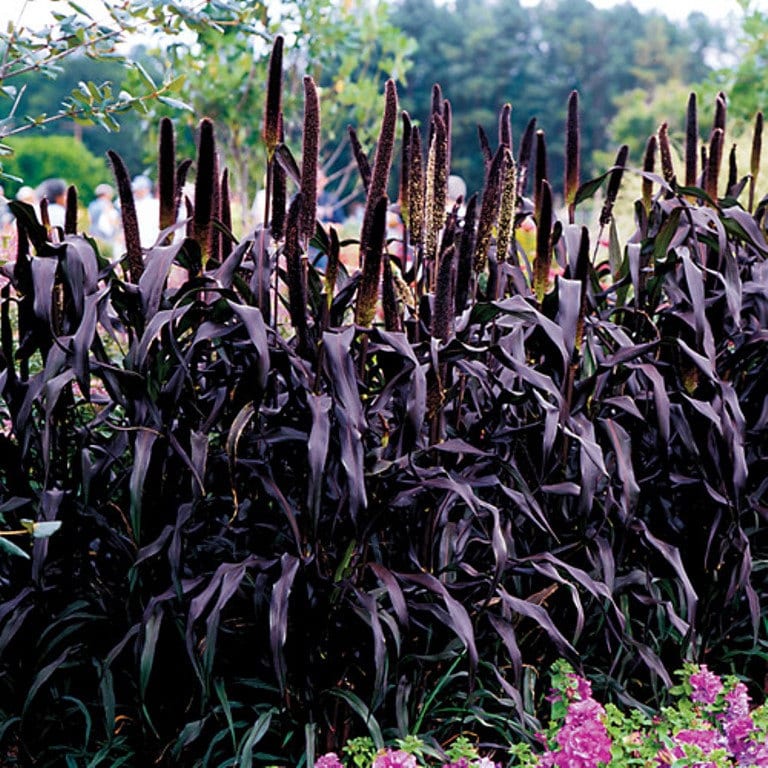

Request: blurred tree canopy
left=709, top=0, right=768, bottom=130
left=0, top=1, right=209, bottom=161
left=130, top=0, right=414, bottom=223
left=391, top=0, right=724, bottom=196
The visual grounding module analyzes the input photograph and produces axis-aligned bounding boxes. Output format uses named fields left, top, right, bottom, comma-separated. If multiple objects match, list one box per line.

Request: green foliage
left=508, top=662, right=768, bottom=767
left=600, top=80, right=701, bottom=165
left=9, top=52, right=158, bottom=174
left=0, top=1, right=198, bottom=158
left=343, top=737, right=379, bottom=767
left=709, top=0, right=768, bottom=127
left=1, top=134, right=109, bottom=200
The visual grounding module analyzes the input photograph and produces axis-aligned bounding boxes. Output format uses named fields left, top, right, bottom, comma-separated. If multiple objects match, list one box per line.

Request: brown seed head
left=408, top=125, right=425, bottom=250
left=262, top=35, right=284, bottom=157
left=565, top=91, right=580, bottom=223
left=300, top=76, right=321, bottom=246
left=474, top=146, right=505, bottom=275
left=496, top=149, right=517, bottom=267
left=658, top=122, right=675, bottom=185
left=533, top=179, right=553, bottom=304
left=642, top=135, right=657, bottom=213
left=158, top=117, right=176, bottom=239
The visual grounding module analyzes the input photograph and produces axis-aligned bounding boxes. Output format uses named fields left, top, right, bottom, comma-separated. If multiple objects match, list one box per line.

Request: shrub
left=0, top=36, right=767, bottom=767
left=2, top=134, right=111, bottom=202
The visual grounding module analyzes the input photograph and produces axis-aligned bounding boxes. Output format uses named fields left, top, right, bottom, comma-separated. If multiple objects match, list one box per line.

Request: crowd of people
left=0, top=175, right=155, bottom=262
left=0, top=169, right=470, bottom=275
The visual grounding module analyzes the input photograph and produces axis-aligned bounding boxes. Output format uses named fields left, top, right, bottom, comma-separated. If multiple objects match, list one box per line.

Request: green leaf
left=166, top=74, right=187, bottom=93
left=214, top=678, right=237, bottom=750
left=62, top=695, right=93, bottom=746
left=23, top=648, right=72, bottom=715
left=134, top=61, right=157, bottom=91
left=574, top=171, right=610, bottom=205
left=237, top=709, right=275, bottom=768
left=652, top=206, right=683, bottom=265
left=157, top=96, right=192, bottom=111
left=68, top=2, right=94, bottom=19
left=325, top=689, right=384, bottom=748
left=0, top=535, right=30, bottom=559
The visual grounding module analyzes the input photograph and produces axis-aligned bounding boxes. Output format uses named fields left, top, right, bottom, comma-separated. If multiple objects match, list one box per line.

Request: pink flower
left=675, top=727, right=724, bottom=753
left=373, top=750, right=418, bottom=768
left=738, top=739, right=768, bottom=766
left=725, top=682, right=751, bottom=719
left=315, top=753, right=344, bottom=768
left=689, top=665, right=723, bottom=705
left=725, top=715, right=756, bottom=758
left=667, top=727, right=729, bottom=768
left=472, top=759, right=500, bottom=768
left=540, top=695, right=612, bottom=768
left=565, top=697, right=605, bottom=727
left=568, top=674, right=593, bottom=702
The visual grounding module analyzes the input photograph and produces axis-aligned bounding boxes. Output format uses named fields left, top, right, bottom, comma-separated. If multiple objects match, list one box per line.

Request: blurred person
left=131, top=174, right=160, bottom=248
left=0, top=185, right=9, bottom=226
left=446, top=174, right=466, bottom=214
left=88, top=183, right=121, bottom=245
left=15, top=185, right=37, bottom=208
left=36, top=178, right=68, bottom=228
left=317, top=170, right=343, bottom=224
left=0, top=187, right=14, bottom=265
left=0, top=187, right=37, bottom=269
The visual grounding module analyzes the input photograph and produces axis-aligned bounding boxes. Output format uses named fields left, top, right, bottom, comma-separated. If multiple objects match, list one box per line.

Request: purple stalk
left=685, top=92, right=698, bottom=188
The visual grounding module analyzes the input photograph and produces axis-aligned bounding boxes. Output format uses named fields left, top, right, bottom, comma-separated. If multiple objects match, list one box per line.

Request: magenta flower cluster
left=513, top=662, right=768, bottom=768
left=315, top=754, right=345, bottom=768
left=689, top=664, right=724, bottom=705
left=314, top=749, right=500, bottom=768
left=538, top=676, right=612, bottom=768
left=372, top=750, right=419, bottom=768
left=718, top=680, right=768, bottom=766
left=312, top=663, right=768, bottom=768
left=659, top=667, right=768, bottom=767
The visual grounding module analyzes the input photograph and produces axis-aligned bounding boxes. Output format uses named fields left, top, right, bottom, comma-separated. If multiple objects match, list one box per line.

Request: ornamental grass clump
left=1, top=30, right=768, bottom=766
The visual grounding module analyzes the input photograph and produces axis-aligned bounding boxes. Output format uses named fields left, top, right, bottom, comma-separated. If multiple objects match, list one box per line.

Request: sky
left=554, top=0, right=742, bottom=22
left=0, top=0, right=747, bottom=29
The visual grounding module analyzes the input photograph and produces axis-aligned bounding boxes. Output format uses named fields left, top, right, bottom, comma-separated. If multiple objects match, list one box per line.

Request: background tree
left=0, top=0, right=210, bottom=170
left=392, top=0, right=723, bottom=196
left=709, top=0, right=768, bottom=129
left=130, top=0, right=415, bottom=229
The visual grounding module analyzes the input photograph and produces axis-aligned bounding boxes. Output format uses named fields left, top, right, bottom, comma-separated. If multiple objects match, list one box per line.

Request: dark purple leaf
left=306, top=393, right=331, bottom=523
left=403, top=571, right=478, bottom=668
left=270, top=553, right=300, bottom=694
left=498, top=588, right=577, bottom=658
left=323, top=327, right=367, bottom=519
